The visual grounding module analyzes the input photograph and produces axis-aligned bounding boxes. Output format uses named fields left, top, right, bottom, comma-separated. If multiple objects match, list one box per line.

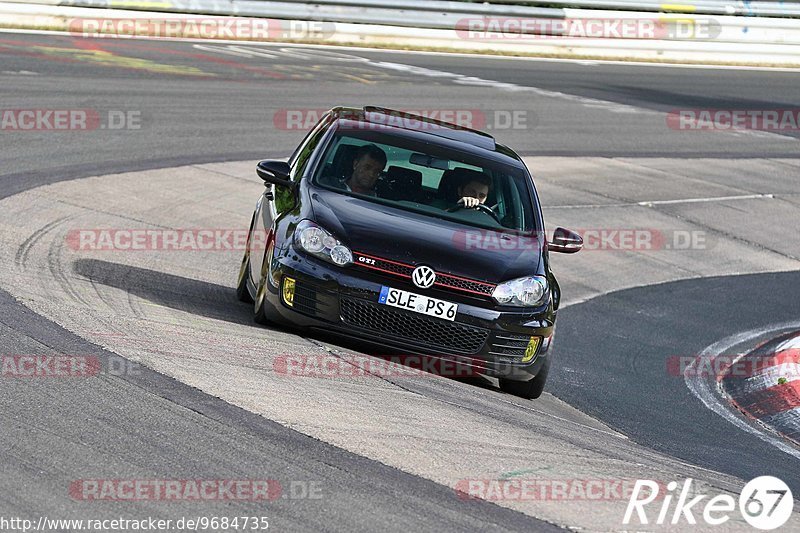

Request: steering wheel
left=447, top=202, right=502, bottom=224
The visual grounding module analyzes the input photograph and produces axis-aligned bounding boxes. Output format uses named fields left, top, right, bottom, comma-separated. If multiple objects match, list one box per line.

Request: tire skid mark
left=126, top=287, right=147, bottom=320
left=47, top=226, right=93, bottom=308
left=83, top=264, right=123, bottom=315
left=15, top=214, right=75, bottom=269
left=61, top=225, right=120, bottom=314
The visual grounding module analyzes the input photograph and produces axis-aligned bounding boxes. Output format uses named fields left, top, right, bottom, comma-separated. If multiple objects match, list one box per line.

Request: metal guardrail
left=448, top=0, right=800, bottom=18
left=243, top=0, right=800, bottom=18
left=46, top=0, right=800, bottom=39
left=2, top=0, right=799, bottom=63
left=42, top=0, right=800, bottom=20
left=6, top=0, right=800, bottom=20
left=51, top=0, right=564, bottom=29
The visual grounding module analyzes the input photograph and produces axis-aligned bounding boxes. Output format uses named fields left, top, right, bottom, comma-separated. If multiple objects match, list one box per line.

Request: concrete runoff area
left=1, top=156, right=798, bottom=530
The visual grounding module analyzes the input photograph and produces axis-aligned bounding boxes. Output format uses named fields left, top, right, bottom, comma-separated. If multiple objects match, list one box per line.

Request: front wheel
left=499, top=357, right=550, bottom=399
left=236, top=248, right=254, bottom=303
left=236, top=215, right=256, bottom=303
left=253, top=244, right=275, bottom=325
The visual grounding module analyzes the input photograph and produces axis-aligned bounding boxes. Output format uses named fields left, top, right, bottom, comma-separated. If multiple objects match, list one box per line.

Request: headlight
left=294, top=220, right=353, bottom=266
left=492, top=276, right=548, bottom=307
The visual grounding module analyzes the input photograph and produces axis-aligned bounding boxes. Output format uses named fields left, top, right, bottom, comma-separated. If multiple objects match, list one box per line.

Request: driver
left=432, top=171, right=492, bottom=211
left=456, top=175, right=491, bottom=208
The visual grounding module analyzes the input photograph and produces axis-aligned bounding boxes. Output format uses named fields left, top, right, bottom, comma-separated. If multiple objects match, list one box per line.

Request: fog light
left=522, top=336, right=541, bottom=363
left=282, top=277, right=296, bottom=307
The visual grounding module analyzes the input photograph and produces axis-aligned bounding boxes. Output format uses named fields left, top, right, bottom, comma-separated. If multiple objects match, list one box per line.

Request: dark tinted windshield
left=312, top=128, right=537, bottom=232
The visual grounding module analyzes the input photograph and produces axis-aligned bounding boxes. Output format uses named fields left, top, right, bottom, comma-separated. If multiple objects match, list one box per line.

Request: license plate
left=378, top=286, right=458, bottom=321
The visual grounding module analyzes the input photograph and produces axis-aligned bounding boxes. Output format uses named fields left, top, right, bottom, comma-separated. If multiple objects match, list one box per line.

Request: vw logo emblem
left=412, top=265, right=436, bottom=289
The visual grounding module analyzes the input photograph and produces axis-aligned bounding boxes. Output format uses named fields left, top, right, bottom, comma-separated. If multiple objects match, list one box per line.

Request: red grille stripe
left=352, top=251, right=496, bottom=296
left=355, top=251, right=414, bottom=271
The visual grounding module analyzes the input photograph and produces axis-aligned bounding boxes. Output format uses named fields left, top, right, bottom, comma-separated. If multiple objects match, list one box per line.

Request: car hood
left=309, top=188, right=543, bottom=283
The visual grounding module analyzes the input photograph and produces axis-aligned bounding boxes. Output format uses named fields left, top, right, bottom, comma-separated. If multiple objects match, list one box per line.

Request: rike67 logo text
left=624, top=476, right=793, bottom=530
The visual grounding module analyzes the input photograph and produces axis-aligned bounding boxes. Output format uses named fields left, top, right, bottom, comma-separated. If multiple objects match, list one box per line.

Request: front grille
left=436, top=273, right=494, bottom=296
left=353, top=251, right=495, bottom=297
left=340, top=297, right=489, bottom=354
left=488, top=333, right=531, bottom=358
left=369, top=257, right=413, bottom=277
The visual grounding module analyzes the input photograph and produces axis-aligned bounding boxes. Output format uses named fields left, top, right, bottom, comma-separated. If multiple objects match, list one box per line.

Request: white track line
left=3, top=27, right=800, bottom=72
left=638, top=194, right=775, bottom=206
left=776, top=335, right=800, bottom=352
left=545, top=193, right=777, bottom=209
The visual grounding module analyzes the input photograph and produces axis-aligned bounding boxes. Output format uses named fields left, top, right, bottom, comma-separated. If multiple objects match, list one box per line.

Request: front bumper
left=259, top=249, right=555, bottom=381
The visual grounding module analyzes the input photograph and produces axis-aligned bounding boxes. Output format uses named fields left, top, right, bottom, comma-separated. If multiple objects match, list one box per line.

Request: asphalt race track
left=2, top=30, right=800, bottom=531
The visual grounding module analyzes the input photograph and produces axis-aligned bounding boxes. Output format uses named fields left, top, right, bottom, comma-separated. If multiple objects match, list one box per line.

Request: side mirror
left=256, top=160, right=294, bottom=189
left=548, top=227, right=583, bottom=254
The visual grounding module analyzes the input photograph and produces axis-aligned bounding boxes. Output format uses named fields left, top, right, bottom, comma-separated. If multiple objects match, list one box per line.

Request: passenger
left=344, top=144, right=387, bottom=197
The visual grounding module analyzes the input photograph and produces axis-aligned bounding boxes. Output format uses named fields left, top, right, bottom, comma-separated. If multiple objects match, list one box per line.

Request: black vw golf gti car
left=237, top=107, right=582, bottom=399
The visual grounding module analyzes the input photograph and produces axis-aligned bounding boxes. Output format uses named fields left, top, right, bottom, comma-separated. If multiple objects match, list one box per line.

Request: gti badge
left=412, top=265, right=436, bottom=289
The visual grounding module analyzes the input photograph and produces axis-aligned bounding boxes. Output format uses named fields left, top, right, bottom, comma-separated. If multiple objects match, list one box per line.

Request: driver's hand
left=458, top=197, right=481, bottom=208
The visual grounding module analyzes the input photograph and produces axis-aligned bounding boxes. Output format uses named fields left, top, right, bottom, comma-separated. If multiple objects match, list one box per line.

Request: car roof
left=328, top=106, right=526, bottom=169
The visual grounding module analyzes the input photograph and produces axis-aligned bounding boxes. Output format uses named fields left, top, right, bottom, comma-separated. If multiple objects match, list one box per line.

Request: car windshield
left=312, top=128, right=537, bottom=232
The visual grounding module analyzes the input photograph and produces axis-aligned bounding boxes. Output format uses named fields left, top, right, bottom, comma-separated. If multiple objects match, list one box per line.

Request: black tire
left=253, top=245, right=274, bottom=325
left=499, top=357, right=550, bottom=399
left=237, top=216, right=256, bottom=303
left=236, top=249, right=254, bottom=303
left=253, top=281, right=272, bottom=325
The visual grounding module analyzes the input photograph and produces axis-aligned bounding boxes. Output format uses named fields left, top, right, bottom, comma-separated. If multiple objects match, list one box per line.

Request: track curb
left=721, top=331, right=800, bottom=446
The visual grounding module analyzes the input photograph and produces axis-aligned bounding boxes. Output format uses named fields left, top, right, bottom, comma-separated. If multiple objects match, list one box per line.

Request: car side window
left=289, top=114, right=335, bottom=183
left=288, top=112, right=332, bottom=171
left=274, top=114, right=333, bottom=215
